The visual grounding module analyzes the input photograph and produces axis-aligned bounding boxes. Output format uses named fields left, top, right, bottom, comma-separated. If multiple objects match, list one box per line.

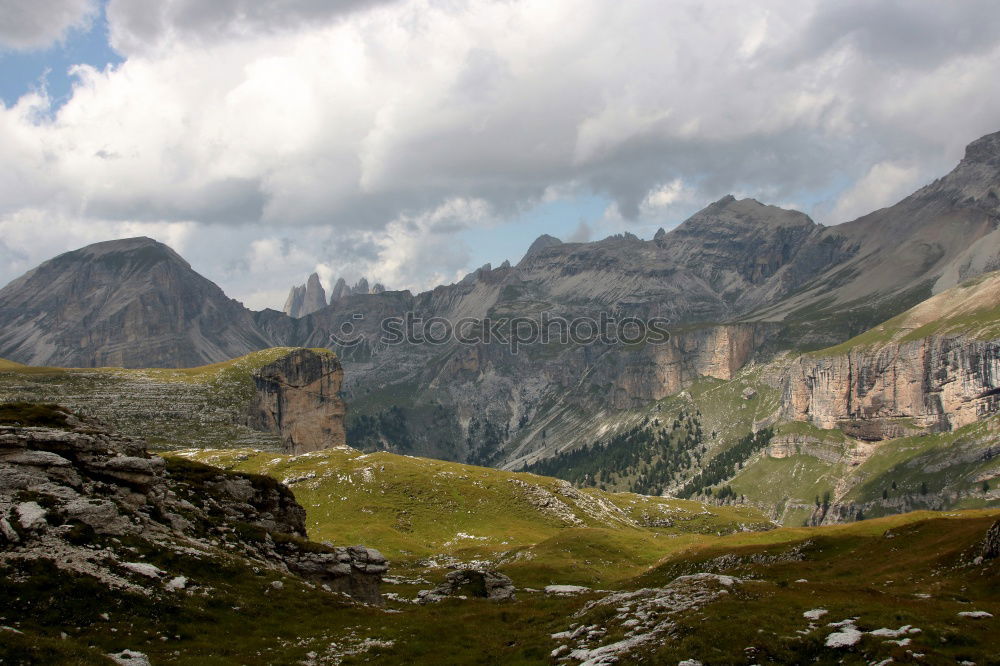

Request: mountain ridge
left=2, top=130, right=1000, bottom=471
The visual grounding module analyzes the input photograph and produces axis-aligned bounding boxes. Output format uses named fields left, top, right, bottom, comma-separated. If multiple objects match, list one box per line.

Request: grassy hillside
left=729, top=414, right=1000, bottom=525
left=175, top=446, right=773, bottom=588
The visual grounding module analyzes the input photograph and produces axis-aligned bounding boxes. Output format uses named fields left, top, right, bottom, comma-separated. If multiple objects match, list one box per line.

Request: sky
left=1, top=1, right=999, bottom=310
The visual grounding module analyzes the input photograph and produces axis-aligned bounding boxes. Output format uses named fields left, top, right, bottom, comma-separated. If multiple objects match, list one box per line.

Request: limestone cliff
left=248, top=348, right=347, bottom=454
left=782, top=273, right=1000, bottom=439
left=783, top=336, right=999, bottom=439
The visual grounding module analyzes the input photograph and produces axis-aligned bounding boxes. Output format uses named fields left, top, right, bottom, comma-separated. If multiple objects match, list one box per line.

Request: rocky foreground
left=0, top=403, right=386, bottom=608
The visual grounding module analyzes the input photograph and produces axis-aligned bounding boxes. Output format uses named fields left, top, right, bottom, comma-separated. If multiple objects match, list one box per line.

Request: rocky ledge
left=0, top=403, right=385, bottom=604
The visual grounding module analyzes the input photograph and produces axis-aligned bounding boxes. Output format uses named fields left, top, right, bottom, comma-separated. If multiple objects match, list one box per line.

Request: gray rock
left=63, top=498, right=131, bottom=535
left=418, top=569, right=516, bottom=603
left=0, top=517, right=19, bottom=543
left=982, top=520, right=1000, bottom=560
left=0, top=450, right=71, bottom=467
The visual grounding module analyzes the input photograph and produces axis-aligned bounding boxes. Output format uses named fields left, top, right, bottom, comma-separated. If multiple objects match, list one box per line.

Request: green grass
left=173, top=446, right=773, bottom=588
left=731, top=455, right=842, bottom=519
left=0, top=402, right=72, bottom=428
left=622, top=510, right=1000, bottom=664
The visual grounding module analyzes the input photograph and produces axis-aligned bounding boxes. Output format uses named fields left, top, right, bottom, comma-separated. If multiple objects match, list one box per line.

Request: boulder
left=418, top=569, right=516, bottom=603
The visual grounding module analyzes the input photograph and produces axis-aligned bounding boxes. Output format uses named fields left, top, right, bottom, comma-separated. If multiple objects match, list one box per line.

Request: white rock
left=107, top=650, right=152, bottom=666
left=271, top=580, right=284, bottom=590
left=802, top=608, right=828, bottom=620
left=164, top=576, right=187, bottom=591
left=545, top=584, right=591, bottom=596
left=957, top=611, right=993, bottom=619
left=869, top=625, right=917, bottom=637
left=825, top=626, right=863, bottom=648
left=121, top=562, right=164, bottom=578
left=16, top=501, right=47, bottom=529
left=678, top=661, right=703, bottom=666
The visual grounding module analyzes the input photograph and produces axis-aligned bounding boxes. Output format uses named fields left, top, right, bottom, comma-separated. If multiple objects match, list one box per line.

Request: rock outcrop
left=982, top=520, right=1000, bottom=560
left=417, top=569, right=516, bottom=603
left=248, top=349, right=347, bottom=454
left=282, top=284, right=307, bottom=318
left=0, top=404, right=386, bottom=603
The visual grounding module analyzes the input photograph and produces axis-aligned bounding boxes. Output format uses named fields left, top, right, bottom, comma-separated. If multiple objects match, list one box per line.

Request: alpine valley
left=1, top=132, right=1000, bottom=664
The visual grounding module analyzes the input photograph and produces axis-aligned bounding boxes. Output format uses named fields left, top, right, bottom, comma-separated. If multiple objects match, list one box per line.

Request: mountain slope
left=751, top=130, right=1000, bottom=342
left=0, top=237, right=279, bottom=368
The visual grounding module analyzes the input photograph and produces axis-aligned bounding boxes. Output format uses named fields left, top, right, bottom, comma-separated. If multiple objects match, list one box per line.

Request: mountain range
left=1, top=131, right=999, bottom=469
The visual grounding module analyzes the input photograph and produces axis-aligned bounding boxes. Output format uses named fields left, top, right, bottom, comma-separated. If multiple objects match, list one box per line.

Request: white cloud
left=0, top=0, right=96, bottom=50
left=827, top=161, right=925, bottom=223
left=1, top=0, right=1000, bottom=304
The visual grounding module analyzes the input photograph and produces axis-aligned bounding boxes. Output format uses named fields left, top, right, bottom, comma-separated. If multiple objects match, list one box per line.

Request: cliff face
left=248, top=349, right=347, bottom=454
left=597, top=323, right=774, bottom=409
left=783, top=335, right=1000, bottom=439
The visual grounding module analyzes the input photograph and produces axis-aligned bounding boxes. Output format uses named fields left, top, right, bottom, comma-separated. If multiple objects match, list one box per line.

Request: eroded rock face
left=248, top=349, right=347, bottom=454
left=783, top=336, right=1000, bottom=439
left=0, top=405, right=385, bottom=604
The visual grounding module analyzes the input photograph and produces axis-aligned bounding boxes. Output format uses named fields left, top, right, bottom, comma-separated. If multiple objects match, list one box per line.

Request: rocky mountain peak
left=304, top=272, right=327, bottom=311
left=676, top=196, right=815, bottom=235
left=0, top=237, right=272, bottom=368
left=283, top=272, right=328, bottom=318
left=52, top=236, right=191, bottom=272
left=962, top=129, right=1000, bottom=168
left=521, top=234, right=563, bottom=262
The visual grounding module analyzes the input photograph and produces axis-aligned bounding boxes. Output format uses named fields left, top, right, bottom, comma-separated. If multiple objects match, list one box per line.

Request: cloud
left=106, top=0, right=400, bottom=56
left=826, top=161, right=924, bottom=223
left=2, top=0, right=1000, bottom=304
left=0, top=0, right=96, bottom=50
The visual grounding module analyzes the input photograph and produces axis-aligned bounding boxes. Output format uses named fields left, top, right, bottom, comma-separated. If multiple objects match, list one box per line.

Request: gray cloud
left=2, top=0, right=1000, bottom=306
left=85, top=177, right=267, bottom=225
left=106, top=0, right=401, bottom=54
left=779, top=0, right=1000, bottom=69
left=0, top=0, right=96, bottom=50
